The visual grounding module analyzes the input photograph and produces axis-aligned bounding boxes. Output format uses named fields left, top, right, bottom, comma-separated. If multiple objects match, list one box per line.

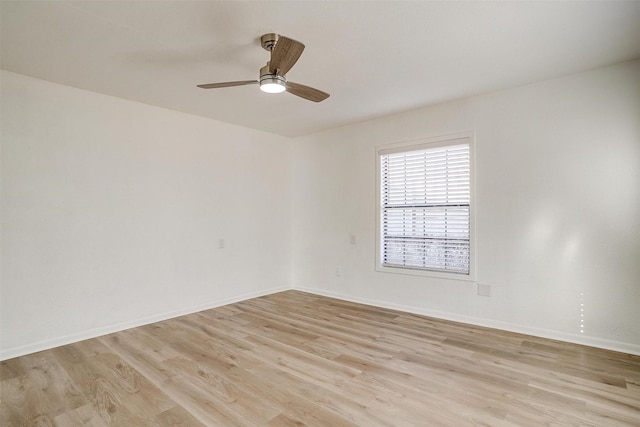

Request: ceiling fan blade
left=286, top=82, right=330, bottom=102
left=197, top=80, right=258, bottom=89
left=269, top=36, right=305, bottom=76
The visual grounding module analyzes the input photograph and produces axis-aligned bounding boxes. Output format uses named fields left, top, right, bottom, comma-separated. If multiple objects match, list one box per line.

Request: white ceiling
left=2, top=1, right=640, bottom=137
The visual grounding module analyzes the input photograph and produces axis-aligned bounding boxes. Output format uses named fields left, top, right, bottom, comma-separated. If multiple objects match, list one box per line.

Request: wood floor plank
left=53, top=403, right=109, bottom=427
left=0, top=352, right=88, bottom=426
left=2, top=290, right=639, bottom=426
left=52, top=340, right=174, bottom=425
left=153, top=405, right=206, bottom=427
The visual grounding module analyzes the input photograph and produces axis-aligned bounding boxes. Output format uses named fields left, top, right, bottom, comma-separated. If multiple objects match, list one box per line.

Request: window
left=377, top=135, right=473, bottom=278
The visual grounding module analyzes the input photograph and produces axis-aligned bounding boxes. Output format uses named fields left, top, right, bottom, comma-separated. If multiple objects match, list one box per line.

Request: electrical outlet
left=477, top=283, right=491, bottom=297
left=336, top=266, right=342, bottom=277
left=350, top=234, right=356, bottom=244
left=219, top=238, right=225, bottom=249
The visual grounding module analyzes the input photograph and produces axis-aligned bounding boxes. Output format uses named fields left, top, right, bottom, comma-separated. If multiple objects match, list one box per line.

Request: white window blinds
left=380, top=141, right=470, bottom=274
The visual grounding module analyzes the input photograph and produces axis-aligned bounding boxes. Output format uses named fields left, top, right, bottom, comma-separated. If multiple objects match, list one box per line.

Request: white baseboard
left=5, top=285, right=637, bottom=360
left=295, top=286, right=640, bottom=356
left=0, top=285, right=291, bottom=361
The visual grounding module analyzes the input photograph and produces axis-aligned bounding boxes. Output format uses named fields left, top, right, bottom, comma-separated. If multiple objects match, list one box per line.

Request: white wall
left=1, top=71, right=293, bottom=359
left=291, top=59, right=640, bottom=354
left=3, top=60, right=639, bottom=360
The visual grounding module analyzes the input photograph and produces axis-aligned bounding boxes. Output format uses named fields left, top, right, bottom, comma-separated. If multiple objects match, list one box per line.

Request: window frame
left=375, top=132, right=476, bottom=281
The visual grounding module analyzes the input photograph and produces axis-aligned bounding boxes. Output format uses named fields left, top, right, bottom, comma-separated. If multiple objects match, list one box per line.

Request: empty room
left=1, top=1, right=639, bottom=425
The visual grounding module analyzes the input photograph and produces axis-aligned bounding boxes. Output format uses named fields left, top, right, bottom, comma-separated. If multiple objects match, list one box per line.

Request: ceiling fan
left=197, top=33, right=330, bottom=103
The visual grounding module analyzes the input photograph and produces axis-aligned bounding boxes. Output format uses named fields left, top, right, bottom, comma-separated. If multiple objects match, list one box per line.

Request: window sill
left=376, top=264, right=476, bottom=282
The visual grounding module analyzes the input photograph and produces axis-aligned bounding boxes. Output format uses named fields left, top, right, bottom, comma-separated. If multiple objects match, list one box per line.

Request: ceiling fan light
left=259, top=75, right=286, bottom=93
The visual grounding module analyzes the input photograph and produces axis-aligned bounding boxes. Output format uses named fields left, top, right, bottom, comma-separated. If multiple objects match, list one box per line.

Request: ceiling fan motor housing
left=259, top=64, right=286, bottom=93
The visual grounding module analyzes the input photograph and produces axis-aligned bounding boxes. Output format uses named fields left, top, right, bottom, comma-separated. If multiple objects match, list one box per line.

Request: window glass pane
left=380, top=141, right=470, bottom=274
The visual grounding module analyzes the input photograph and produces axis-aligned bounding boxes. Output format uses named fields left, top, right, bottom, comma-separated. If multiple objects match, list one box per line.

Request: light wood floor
left=2, top=291, right=639, bottom=426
